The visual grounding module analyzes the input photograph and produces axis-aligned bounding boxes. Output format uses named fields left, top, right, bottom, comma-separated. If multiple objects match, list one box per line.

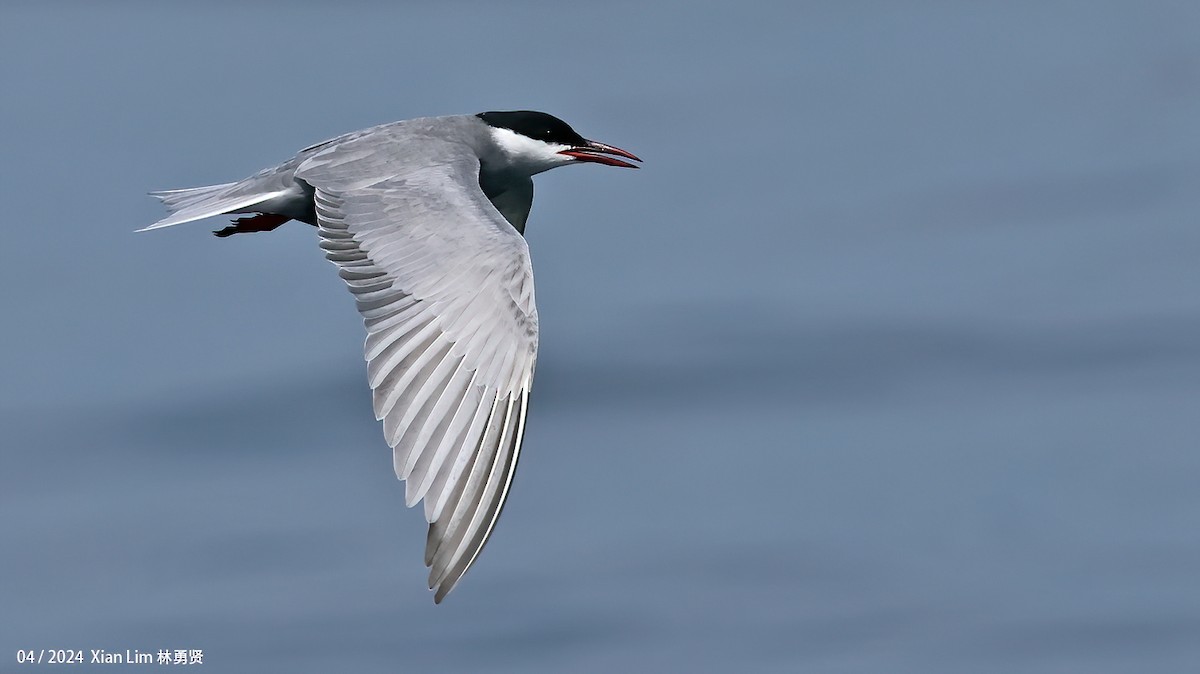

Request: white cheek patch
left=489, top=128, right=572, bottom=169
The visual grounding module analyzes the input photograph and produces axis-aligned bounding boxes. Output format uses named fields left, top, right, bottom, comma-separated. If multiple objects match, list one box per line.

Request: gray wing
left=296, top=138, right=538, bottom=603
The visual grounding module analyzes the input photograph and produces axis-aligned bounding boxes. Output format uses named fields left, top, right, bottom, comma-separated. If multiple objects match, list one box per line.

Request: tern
left=139, top=111, right=641, bottom=602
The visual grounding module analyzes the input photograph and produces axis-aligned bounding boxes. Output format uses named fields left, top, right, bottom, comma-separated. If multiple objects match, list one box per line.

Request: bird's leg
left=213, top=213, right=290, bottom=238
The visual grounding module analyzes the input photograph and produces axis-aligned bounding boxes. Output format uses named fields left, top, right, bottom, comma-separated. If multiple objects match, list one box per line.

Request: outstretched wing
left=297, top=142, right=538, bottom=603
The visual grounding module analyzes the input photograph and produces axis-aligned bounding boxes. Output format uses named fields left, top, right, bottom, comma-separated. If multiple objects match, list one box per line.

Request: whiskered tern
left=140, top=111, right=641, bottom=602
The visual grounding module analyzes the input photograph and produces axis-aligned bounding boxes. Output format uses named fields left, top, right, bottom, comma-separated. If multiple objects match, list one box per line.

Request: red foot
left=213, top=213, right=290, bottom=237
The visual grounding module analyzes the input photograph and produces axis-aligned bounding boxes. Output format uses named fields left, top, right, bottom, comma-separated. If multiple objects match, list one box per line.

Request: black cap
left=477, top=111, right=587, bottom=147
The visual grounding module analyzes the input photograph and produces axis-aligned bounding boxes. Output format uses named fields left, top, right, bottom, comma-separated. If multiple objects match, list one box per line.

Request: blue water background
left=2, top=2, right=1198, bottom=671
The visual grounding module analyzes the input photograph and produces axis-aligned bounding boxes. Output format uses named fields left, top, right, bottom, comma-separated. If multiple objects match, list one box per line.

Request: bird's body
left=140, top=111, right=639, bottom=602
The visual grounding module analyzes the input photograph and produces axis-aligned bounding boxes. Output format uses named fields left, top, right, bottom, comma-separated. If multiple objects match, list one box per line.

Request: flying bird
left=139, top=111, right=641, bottom=602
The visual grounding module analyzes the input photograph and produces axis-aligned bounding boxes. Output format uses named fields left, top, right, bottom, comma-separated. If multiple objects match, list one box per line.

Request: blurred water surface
left=2, top=2, right=1199, bottom=672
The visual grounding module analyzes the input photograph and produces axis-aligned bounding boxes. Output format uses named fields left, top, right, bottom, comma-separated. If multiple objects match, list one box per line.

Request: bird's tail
left=137, top=183, right=289, bottom=232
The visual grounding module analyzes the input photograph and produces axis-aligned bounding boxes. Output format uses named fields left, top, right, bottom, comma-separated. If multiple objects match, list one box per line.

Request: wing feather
left=427, top=394, right=512, bottom=581
left=430, top=393, right=526, bottom=603
left=424, top=386, right=499, bottom=524
left=298, top=146, right=538, bottom=603
left=402, top=369, right=477, bottom=502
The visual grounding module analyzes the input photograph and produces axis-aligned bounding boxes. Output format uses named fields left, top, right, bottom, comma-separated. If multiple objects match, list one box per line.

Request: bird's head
left=477, top=110, right=641, bottom=175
